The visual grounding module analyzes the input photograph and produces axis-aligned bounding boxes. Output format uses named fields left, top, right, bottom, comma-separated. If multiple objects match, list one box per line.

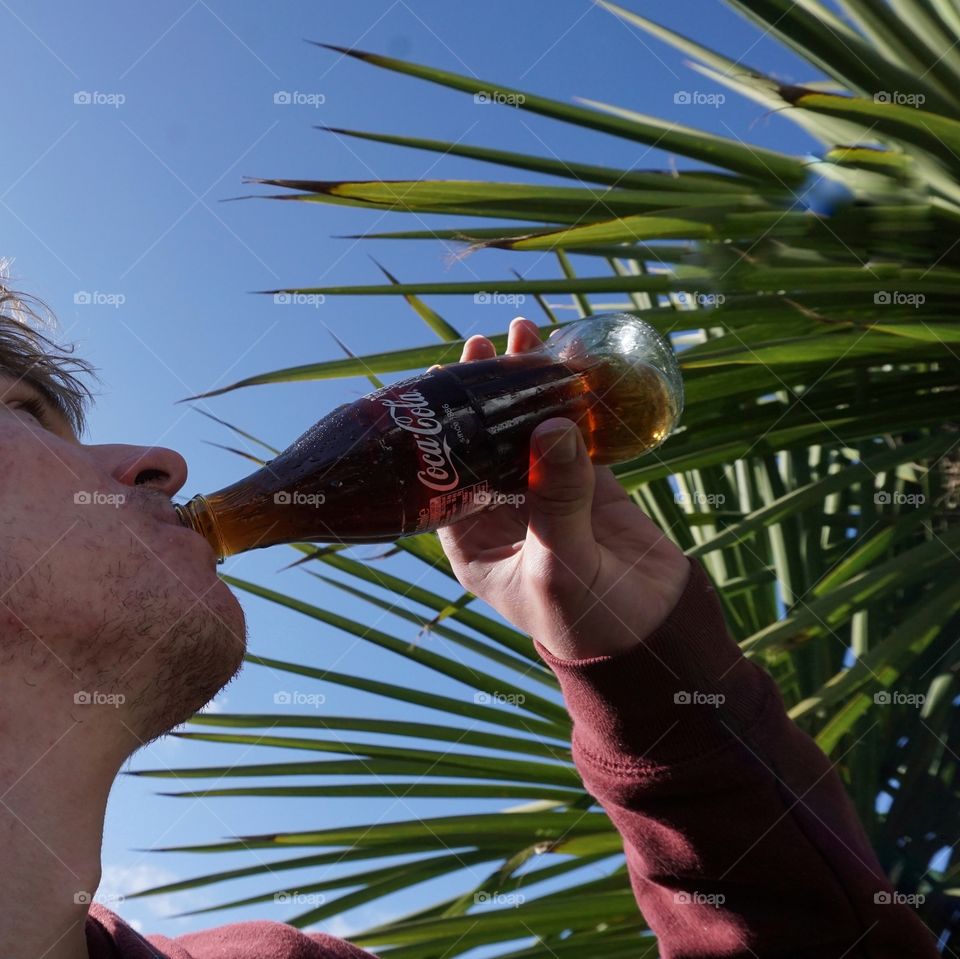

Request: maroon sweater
left=86, top=558, right=937, bottom=958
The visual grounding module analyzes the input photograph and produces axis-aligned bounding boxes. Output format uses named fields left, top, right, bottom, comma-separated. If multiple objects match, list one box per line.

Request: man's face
left=0, top=372, right=246, bottom=746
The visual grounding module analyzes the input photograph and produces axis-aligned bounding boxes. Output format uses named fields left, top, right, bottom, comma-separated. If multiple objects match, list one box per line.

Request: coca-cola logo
left=380, top=389, right=460, bottom=492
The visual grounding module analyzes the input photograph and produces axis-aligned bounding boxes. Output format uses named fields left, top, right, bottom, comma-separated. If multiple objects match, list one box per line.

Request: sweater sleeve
left=167, top=919, right=380, bottom=958
left=87, top=904, right=381, bottom=959
left=532, top=558, right=938, bottom=959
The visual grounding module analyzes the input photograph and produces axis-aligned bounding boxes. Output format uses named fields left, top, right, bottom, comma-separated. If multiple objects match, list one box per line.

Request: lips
left=166, top=505, right=220, bottom=563
left=154, top=508, right=181, bottom=530
left=163, top=502, right=186, bottom=528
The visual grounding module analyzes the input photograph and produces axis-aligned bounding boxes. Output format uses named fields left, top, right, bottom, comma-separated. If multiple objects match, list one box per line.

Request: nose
left=104, top=445, right=189, bottom=498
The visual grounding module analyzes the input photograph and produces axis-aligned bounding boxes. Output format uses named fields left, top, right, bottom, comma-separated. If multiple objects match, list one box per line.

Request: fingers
left=430, top=317, right=541, bottom=373
left=524, top=417, right=597, bottom=569
left=428, top=335, right=493, bottom=372
left=460, top=334, right=496, bottom=363
left=507, top=317, right=542, bottom=354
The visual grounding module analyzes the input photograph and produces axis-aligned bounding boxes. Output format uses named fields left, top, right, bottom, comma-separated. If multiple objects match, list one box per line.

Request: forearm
left=533, top=559, right=937, bottom=958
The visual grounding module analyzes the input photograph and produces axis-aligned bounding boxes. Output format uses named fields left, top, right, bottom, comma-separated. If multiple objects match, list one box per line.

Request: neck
left=0, top=699, right=126, bottom=959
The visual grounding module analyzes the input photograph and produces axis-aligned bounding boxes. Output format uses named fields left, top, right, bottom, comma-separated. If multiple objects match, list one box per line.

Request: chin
left=208, top=587, right=248, bottom=675
left=131, top=587, right=248, bottom=743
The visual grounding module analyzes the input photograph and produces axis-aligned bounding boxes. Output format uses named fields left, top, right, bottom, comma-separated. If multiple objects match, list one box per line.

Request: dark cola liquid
left=181, top=349, right=676, bottom=557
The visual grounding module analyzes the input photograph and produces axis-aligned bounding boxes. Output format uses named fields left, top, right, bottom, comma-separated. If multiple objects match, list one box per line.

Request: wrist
left=532, top=626, right=647, bottom=662
left=532, top=554, right=692, bottom=661
left=532, top=558, right=773, bottom=765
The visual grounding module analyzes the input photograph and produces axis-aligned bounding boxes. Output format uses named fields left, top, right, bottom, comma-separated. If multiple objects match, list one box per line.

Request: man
left=0, top=278, right=937, bottom=958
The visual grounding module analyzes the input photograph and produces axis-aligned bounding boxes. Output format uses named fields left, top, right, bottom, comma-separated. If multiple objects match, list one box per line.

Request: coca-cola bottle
left=174, top=312, right=683, bottom=560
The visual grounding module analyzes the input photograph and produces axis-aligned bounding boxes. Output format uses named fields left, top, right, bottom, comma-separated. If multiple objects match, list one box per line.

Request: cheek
left=0, top=568, right=98, bottom=671
left=0, top=524, right=165, bottom=674
left=0, top=431, right=98, bottom=534
left=0, top=505, right=128, bottom=655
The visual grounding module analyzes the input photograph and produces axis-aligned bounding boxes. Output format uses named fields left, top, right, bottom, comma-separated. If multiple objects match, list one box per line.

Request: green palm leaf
left=133, top=3, right=960, bottom=953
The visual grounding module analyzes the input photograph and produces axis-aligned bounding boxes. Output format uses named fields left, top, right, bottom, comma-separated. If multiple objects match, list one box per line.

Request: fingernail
left=537, top=425, right=578, bottom=464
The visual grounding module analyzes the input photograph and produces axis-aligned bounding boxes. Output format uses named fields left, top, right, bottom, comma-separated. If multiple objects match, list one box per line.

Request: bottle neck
left=174, top=495, right=227, bottom=563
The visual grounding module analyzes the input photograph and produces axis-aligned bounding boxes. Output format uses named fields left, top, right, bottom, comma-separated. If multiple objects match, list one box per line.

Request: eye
left=10, top=397, right=50, bottom=425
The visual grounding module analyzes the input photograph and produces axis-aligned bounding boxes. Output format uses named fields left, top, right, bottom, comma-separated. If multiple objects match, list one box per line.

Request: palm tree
left=130, top=1, right=960, bottom=954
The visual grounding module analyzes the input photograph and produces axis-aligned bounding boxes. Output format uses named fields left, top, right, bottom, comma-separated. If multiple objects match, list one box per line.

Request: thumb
left=525, top=418, right=596, bottom=561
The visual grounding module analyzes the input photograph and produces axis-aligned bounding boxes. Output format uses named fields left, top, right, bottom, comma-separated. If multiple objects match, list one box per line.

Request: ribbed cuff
left=532, top=558, right=774, bottom=767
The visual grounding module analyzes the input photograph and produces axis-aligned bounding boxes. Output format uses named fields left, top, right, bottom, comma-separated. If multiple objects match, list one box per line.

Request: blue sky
left=2, top=0, right=818, bottom=953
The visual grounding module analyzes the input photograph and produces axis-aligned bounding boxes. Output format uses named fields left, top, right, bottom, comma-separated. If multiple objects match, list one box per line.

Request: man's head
left=0, top=273, right=246, bottom=758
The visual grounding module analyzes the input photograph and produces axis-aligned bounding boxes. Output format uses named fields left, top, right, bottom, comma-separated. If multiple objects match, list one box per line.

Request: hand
left=437, top=317, right=692, bottom=661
